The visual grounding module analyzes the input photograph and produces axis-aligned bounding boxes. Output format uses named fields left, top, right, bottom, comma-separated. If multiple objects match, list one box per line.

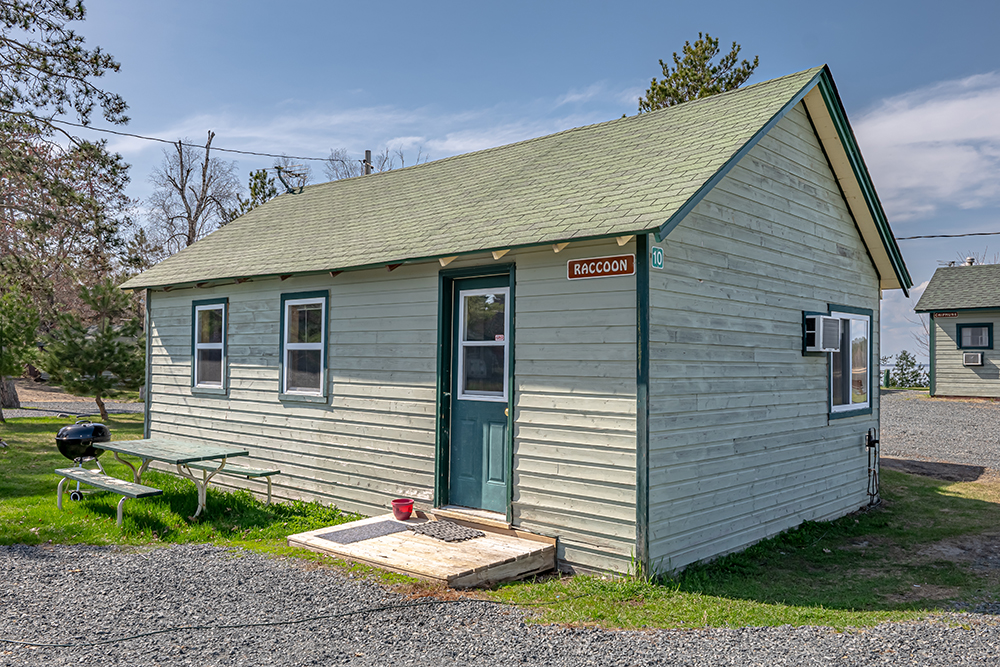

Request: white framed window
left=281, top=294, right=327, bottom=395
left=830, top=310, right=870, bottom=414
left=193, top=301, right=226, bottom=388
left=458, top=287, right=509, bottom=402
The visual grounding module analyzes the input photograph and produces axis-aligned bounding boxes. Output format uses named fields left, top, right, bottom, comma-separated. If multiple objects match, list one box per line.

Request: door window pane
left=464, top=293, right=506, bottom=341
left=463, top=345, right=504, bottom=393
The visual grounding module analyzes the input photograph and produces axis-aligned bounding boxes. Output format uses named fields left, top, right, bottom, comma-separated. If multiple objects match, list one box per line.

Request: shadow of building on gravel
left=881, top=457, right=986, bottom=482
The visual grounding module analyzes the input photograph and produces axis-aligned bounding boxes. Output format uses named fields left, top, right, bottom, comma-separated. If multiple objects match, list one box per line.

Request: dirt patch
left=884, top=584, right=963, bottom=604
left=11, top=379, right=82, bottom=403
left=918, top=534, right=1000, bottom=571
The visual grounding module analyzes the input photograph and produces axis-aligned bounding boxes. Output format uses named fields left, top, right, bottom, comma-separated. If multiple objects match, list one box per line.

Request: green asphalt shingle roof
left=915, top=264, right=1000, bottom=312
left=123, top=67, right=826, bottom=290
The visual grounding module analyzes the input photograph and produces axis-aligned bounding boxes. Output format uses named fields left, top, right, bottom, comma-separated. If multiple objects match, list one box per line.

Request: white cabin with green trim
left=916, top=264, right=1000, bottom=398
left=122, top=66, right=911, bottom=574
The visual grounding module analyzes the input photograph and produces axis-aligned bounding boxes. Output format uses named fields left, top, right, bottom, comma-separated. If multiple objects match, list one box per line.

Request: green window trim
left=190, top=297, right=228, bottom=393
left=956, top=323, right=993, bottom=350
left=279, top=290, right=330, bottom=401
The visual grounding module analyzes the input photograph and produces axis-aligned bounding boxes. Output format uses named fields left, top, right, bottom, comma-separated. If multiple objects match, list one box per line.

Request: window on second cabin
left=194, top=304, right=225, bottom=388
left=282, top=297, right=326, bottom=394
left=958, top=324, right=992, bottom=349
left=830, top=312, right=870, bottom=413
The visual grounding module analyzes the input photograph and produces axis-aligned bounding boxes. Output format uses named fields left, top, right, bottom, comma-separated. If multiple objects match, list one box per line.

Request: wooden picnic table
left=100, top=438, right=249, bottom=517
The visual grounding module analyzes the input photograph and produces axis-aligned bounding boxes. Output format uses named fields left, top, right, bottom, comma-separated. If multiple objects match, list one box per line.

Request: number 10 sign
left=650, top=246, right=664, bottom=270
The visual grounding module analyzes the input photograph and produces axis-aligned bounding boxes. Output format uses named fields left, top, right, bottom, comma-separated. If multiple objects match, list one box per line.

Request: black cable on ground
left=0, top=593, right=592, bottom=649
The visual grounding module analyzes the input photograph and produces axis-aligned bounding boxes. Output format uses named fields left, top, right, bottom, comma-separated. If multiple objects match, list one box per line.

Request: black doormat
left=408, top=520, right=484, bottom=542
left=317, top=520, right=408, bottom=545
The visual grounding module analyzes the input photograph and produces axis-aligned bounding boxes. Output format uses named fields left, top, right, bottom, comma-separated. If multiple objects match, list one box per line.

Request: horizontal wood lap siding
left=647, top=103, right=879, bottom=572
left=147, top=267, right=440, bottom=513
left=933, top=312, right=1000, bottom=397
left=508, top=241, right=638, bottom=572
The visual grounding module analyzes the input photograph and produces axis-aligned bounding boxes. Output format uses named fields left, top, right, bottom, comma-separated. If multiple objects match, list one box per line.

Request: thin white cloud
left=856, top=72, right=1000, bottom=221
left=879, top=279, right=929, bottom=362
left=555, top=83, right=605, bottom=107
left=100, top=89, right=618, bottom=176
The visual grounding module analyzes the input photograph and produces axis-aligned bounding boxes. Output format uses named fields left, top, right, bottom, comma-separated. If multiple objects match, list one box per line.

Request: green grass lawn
left=490, top=469, right=1000, bottom=629
left=4, top=413, right=1000, bottom=629
left=0, top=414, right=357, bottom=552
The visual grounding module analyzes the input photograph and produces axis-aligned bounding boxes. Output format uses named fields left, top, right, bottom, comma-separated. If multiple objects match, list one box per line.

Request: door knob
left=505, top=407, right=509, bottom=417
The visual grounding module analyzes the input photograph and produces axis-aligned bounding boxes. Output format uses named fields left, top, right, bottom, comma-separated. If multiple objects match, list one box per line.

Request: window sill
left=191, top=386, right=227, bottom=396
left=829, top=406, right=873, bottom=420
left=279, top=392, right=328, bottom=404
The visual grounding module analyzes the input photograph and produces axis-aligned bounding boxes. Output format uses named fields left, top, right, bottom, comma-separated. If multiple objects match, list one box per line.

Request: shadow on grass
left=667, top=470, right=1000, bottom=613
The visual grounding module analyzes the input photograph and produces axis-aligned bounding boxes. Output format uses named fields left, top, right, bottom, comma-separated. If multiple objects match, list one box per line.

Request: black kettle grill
left=56, top=420, right=111, bottom=462
left=55, top=420, right=110, bottom=500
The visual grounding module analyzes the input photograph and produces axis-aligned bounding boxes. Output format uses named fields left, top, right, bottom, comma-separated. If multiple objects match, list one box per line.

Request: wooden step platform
left=287, top=513, right=556, bottom=588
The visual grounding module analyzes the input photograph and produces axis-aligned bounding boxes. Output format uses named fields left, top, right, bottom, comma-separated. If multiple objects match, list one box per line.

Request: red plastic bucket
left=391, top=498, right=414, bottom=521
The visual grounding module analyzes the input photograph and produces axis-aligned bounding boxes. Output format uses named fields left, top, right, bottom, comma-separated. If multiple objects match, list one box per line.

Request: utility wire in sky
left=897, top=231, right=1000, bottom=240
left=50, top=117, right=331, bottom=161
left=3, top=109, right=331, bottom=162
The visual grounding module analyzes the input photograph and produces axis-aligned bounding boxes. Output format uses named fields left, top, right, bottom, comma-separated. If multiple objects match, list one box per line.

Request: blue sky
left=73, top=0, right=1000, bottom=361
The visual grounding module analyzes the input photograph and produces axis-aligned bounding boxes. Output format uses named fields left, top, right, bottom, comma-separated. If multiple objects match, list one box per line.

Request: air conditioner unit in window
left=805, top=315, right=841, bottom=353
left=963, top=352, right=984, bottom=366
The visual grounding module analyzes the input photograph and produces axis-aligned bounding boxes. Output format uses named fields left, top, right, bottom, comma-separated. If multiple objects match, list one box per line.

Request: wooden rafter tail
left=552, top=242, right=569, bottom=253
left=279, top=274, right=293, bottom=281
left=235, top=278, right=251, bottom=284
left=386, top=263, right=402, bottom=272
left=329, top=270, right=342, bottom=278
left=617, top=235, right=635, bottom=247
left=492, top=249, right=510, bottom=260
left=438, top=256, right=458, bottom=267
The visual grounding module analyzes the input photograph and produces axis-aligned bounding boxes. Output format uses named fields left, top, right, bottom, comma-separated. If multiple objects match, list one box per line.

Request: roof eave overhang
left=653, top=66, right=913, bottom=298
left=121, top=228, right=657, bottom=293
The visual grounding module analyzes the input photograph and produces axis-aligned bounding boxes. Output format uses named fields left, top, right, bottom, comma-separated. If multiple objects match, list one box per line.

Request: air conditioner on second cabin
left=963, top=352, right=984, bottom=366
left=805, top=315, right=841, bottom=353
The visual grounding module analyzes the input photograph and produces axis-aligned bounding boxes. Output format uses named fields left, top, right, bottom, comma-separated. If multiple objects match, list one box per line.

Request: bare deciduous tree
left=147, top=131, right=241, bottom=254
left=323, top=146, right=427, bottom=181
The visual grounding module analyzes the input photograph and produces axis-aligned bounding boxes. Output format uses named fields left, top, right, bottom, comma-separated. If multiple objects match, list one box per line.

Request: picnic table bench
left=183, top=461, right=280, bottom=504
left=56, top=468, right=162, bottom=526
left=100, top=437, right=250, bottom=517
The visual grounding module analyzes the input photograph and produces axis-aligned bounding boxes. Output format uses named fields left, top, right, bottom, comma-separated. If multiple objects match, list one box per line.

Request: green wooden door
left=449, top=276, right=510, bottom=513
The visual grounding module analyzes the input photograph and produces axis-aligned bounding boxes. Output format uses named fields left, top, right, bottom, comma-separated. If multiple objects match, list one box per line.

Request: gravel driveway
left=2, top=543, right=999, bottom=666
left=881, top=389, right=1000, bottom=470
left=2, top=400, right=144, bottom=420
left=4, top=389, right=1000, bottom=666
